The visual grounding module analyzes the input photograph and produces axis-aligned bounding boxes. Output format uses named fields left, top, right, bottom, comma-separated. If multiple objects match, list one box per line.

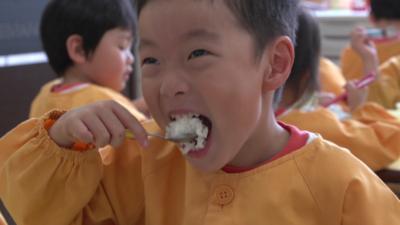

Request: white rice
left=165, top=114, right=209, bottom=155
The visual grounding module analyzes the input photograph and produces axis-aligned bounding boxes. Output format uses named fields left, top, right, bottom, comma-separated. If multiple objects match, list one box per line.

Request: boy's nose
left=160, top=70, right=189, bottom=98
left=126, top=51, right=134, bottom=65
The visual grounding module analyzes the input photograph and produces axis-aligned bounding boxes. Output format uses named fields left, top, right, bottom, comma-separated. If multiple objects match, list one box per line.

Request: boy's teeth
left=171, top=113, right=200, bottom=120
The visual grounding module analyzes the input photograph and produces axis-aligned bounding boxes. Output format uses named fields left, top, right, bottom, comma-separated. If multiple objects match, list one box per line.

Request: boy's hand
left=350, top=27, right=379, bottom=75
left=345, top=81, right=368, bottom=111
left=49, top=100, right=149, bottom=149
left=132, top=97, right=151, bottom=118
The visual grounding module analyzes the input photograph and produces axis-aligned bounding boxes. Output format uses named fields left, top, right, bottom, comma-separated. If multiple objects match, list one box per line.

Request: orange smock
left=319, top=58, right=346, bottom=95
left=280, top=102, right=400, bottom=171
left=0, top=113, right=399, bottom=225
left=30, top=79, right=145, bottom=120
left=367, top=56, right=400, bottom=109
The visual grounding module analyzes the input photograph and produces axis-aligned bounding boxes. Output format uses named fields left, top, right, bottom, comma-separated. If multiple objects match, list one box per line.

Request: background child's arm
left=367, top=57, right=400, bottom=109
left=280, top=103, right=400, bottom=171
left=321, top=74, right=374, bottom=109
left=0, top=101, right=148, bottom=225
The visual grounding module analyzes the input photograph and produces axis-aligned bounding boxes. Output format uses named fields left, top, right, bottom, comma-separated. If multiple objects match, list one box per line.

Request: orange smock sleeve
left=295, top=142, right=400, bottom=225
left=319, top=57, right=346, bottom=95
left=280, top=102, right=400, bottom=171
left=0, top=113, right=146, bottom=225
left=367, top=56, right=400, bottom=109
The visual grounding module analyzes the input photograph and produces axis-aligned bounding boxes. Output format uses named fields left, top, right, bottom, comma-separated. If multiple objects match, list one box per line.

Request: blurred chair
left=0, top=63, right=55, bottom=136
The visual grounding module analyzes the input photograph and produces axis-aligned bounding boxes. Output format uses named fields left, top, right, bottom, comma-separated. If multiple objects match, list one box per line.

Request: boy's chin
left=115, top=83, right=126, bottom=92
left=105, top=83, right=124, bottom=92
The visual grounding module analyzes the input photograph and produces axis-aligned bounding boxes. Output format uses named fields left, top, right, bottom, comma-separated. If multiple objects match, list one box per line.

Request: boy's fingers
left=49, top=113, right=94, bottom=148
left=69, top=119, right=94, bottom=144
left=97, top=109, right=126, bottom=148
left=110, top=102, right=149, bottom=148
left=82, top=114, right=111, bottom=148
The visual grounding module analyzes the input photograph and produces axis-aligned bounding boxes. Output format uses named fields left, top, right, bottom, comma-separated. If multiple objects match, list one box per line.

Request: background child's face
left=139, top=0, right=272, bottom=171
left=84, top=28, right=134, bottom=91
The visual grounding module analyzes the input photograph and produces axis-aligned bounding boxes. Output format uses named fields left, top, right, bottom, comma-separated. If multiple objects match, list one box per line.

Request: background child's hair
left=40, top=0, right=137, bottom=76
left=370, top=0, right=400, bottom=21
left=136, top=0, right=299, bottom=107
left=283, top=8, right=321, bottom=106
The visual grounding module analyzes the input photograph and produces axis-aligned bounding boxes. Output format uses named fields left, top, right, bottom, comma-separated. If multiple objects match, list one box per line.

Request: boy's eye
left=188, top=49, right=210, bottom=60
left=119, top=40, right=133, bottom=50
left=142, top=57, right=159, bottom=65
left=119, top=44, right=131, bottom=51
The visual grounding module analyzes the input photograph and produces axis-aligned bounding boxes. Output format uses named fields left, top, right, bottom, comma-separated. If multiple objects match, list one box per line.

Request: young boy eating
left=0, top=0, right=399, bottom=224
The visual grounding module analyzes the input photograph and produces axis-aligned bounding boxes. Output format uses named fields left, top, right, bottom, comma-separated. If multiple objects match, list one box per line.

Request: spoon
left=125, top=130, right=197, bottom=143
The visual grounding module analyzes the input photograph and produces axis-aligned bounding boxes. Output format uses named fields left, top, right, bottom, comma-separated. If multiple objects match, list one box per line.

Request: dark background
left=0, top=0, right=48, bottom=55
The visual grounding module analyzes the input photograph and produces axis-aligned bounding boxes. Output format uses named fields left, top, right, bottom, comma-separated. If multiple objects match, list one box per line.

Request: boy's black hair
left=284, top=8, right=321, bottom=106
left=136, top=0, right=298, bottom=57
left=370, top=0, right=400, bottom=21
left=136, top=0, right=299, bottom=107
left=40, top=0, right=137, bottom=76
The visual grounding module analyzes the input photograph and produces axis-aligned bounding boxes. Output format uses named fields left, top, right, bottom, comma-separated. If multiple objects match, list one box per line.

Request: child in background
left=341, top=0, right=400, bottom=82
left=351, top=0, right=400, bottom=109
left=30, top=0, right=146, bottom=164
left=279, top=8, right=400, bottom=173
left=1, top=0, right=399, bottom=224
left=342, top=0, right=400, bottom=109
left=29, top=0, right=146, bottom=120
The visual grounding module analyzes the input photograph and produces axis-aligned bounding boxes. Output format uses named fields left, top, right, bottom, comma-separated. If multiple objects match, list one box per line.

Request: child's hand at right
left=350, top=27, right=379, bottom=75
left=49, top=100, right=149, bottom=149
left=350, top=27, right=377, bottom=60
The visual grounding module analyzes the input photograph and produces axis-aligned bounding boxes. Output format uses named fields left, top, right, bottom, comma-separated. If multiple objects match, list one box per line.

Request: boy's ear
left=66, top=34, right=87, bottom=64
left=262, top=36, right=294, bottom=92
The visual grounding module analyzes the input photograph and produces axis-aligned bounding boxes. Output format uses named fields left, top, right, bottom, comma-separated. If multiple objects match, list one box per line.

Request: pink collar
left=51, top=82, right=88, bottom=94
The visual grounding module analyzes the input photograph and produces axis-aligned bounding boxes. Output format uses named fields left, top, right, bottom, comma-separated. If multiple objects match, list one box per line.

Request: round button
left=213, top=185, right=234, bottom=206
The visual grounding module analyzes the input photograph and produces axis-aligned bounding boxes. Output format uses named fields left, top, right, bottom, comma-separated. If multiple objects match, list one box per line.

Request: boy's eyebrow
left=140, top=38, right=157, bottom=50
left=117, top=33, right=134, bottom=45
left=181, top=29, right=220, bottom=42
left=140, top=29, right=220, bottom=50
left=119, top=33, right=133, bottom=41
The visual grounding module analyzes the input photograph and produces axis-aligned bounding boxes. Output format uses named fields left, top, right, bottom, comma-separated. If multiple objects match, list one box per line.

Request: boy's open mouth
left=166, top=113, right=212, bottom=155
